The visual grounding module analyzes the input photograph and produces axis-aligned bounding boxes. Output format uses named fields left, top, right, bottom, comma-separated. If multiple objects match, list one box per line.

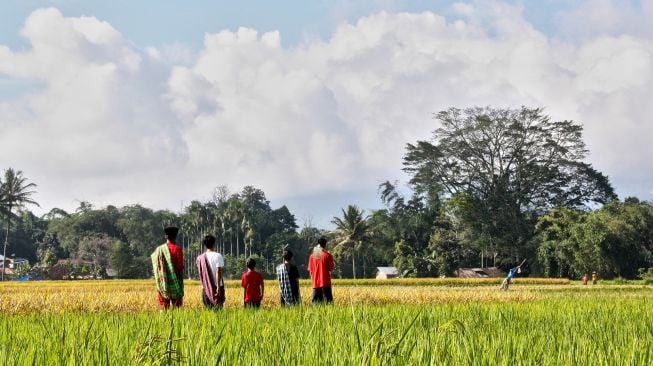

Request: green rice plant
left=1, top=291, right=652, bottom=365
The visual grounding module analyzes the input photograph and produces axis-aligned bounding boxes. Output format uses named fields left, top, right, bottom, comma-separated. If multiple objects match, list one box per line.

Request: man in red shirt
left=151, top=226, right=185, bottom=309
left=308, top=237, right=334, bottom=304
left=241, top=258, right=264, bottom=308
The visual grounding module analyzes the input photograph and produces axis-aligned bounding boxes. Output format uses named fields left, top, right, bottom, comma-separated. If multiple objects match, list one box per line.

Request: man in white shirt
left=196, top=235, right=225, bottom=308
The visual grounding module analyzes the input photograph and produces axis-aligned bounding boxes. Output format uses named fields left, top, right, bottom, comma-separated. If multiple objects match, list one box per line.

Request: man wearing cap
left=151, top=226, right=185, bottom=309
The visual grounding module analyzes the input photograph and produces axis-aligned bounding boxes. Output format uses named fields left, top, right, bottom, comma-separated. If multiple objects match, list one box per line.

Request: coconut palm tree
left=331, top=205, right=369, bottom=279
left=1, top=168, right=39, bottom=280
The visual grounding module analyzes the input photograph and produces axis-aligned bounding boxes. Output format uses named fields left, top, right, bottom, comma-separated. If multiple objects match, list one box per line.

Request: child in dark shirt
left=241, top=258, right=264, bottom=308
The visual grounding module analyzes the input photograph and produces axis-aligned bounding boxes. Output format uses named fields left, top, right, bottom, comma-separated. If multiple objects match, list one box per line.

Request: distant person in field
left=500, top=264, right=522, bottom=291
left=196, top=235, right=225, bottom=309
left=308, top=237, right=335, bottom=304
left=592, top=271, right=598, bottom=285
left=582, top=273, right=589, bottom=285
left=151, top=226, right=184, bottom=309
left=241, top=258, right=264, bottom=308
left=276, top=249, right=301, bottom=306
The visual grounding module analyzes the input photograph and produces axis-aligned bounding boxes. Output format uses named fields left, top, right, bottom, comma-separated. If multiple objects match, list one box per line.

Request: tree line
left=2, top=106, right=652, bottom=280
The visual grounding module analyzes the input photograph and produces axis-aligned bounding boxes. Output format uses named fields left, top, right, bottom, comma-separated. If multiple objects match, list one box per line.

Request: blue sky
left=0, top=0, right=583, bottom=50
left=1, top=1, right=652, bottom=227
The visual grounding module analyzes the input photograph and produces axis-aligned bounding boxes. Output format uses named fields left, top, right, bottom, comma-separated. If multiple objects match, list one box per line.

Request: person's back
left=152, top=226, right=184, bottom=309
left=308, top=244, right=334, bottom=287
left=308, top=238, right=334, bottom=304
left=196, top=235, right=225, bottom=309
left=241, top=258, right=264, bottom=308
left=277, top=249, right=301, bottom=306
left=205, top=251, right=224, bottom=286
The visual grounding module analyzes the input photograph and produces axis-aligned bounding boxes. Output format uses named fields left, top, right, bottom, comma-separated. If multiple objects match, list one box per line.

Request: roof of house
left=376, top=267, right=399, bottom=275
left=456, top=267, right=503, bottom=278
left=56, top=259, right=95, bottom=266
left=0, top=255, right=27, bottom=263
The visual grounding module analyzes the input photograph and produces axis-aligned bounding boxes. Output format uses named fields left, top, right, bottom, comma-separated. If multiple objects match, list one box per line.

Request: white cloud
left=556, top=0, right=653, bottom=40
left=0, top=8, right=187, bottom=211
left=1, top=2, right=652, bottom=218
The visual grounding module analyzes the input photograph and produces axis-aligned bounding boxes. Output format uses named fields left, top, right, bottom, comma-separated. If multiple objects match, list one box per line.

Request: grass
left=0, top=279, right=651, bottom=365
left=1, top=299, right=652, bottom=365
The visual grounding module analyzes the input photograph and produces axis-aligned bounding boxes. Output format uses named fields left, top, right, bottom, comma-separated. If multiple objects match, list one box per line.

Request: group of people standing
left=151, top=226, right=335, bottom=310
left=582, top=271, right=599, bottom=285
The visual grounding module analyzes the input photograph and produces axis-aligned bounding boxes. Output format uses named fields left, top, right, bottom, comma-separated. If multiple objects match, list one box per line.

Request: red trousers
left=157, top=293, right=183, bottom=309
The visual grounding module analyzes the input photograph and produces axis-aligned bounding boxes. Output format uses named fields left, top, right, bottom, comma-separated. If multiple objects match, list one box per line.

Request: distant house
left=9, top=258, right=29, bottom=269
left=376, top=267, right=399, bottom=279
left=0, top=255, right=29, bottom=276
left=55, top=259, right=98, bottom=279
left=0, top=255, right=12, bottom=276
left=455, top=267, right=503, bottom=278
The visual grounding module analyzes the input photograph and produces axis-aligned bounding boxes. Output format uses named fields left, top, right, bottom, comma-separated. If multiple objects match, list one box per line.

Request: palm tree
left=331, top=205, right=369, bottom=279
left=1, top=168, right=39, bottom=280
left=225, top=199, right=244, bottom=257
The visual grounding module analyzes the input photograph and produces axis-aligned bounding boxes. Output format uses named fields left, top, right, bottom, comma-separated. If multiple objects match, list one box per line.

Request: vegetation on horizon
left=2, top=106, right=653, bottom=281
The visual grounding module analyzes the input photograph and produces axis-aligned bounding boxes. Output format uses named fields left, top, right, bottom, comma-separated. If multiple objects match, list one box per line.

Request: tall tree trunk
left=363, top=248, right=366, bottom=278
left=352, top=244, right=356, bottom=279
left=236, top=229, right=240, bottom=258
left=2, top=207, right=12, bottom=281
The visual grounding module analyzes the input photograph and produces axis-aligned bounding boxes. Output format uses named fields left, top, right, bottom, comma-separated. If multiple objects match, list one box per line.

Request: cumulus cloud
left=0, top=2, right=652, bottom=218
left=0, top=8, right=187, bottom=210
left=556, top=0, right=653, bottom=40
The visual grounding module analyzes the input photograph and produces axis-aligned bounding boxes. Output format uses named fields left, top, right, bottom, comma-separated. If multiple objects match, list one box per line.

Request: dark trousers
left=280, top=296, right=300, bottom=306
left=311, top=286, right=333, bottom=304
left=202, top=286, right=225, bottom=309
left=244, top=301, right=261, bottom=309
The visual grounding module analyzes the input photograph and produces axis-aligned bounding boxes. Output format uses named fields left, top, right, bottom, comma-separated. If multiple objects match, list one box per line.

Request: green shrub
left=613, top=277, right=629, bottom=284
left=638, top=268, right=653, bottom=284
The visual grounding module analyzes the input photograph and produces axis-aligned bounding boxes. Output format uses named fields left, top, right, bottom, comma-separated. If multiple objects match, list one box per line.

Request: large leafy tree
left=1, top=168, right=39, bottom=280
left=403, top=107, right=616, bottom=260
left=116, top=205, right=162, bottom=257
left=533, top=199, right=653, bottom=278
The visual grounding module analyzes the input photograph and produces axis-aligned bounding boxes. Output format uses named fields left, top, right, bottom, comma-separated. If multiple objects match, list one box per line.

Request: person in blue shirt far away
left=500, top=260, right=526, bottom=291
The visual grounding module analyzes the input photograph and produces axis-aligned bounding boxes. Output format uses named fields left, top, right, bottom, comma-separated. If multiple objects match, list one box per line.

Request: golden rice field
left=0, top=278, right=572, bottom=314
left=1, top=279, right=652, bottom=365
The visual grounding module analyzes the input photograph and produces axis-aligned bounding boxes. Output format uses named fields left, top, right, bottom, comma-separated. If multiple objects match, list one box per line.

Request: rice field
left=0, top=278, right=571, bottom=314
left=1, top=279, right=652, bottom=365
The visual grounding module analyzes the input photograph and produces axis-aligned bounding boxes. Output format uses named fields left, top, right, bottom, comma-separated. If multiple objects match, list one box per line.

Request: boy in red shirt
left=241, top=258, right=264, bottom=308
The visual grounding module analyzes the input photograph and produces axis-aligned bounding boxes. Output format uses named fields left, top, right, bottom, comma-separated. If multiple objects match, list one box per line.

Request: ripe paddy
left=1, top=279, right=651, bottom=365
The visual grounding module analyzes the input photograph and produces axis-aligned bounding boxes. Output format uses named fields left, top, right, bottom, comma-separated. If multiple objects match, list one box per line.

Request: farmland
left=1, top=279, right=652, bottom=365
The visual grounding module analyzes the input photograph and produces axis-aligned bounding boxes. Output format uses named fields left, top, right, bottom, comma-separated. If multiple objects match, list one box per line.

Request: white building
left=376, top=266, right=399, bottom=279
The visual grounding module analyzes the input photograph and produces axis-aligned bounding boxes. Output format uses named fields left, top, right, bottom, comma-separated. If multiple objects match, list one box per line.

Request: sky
left=1, top=0, right=652, bottom=228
